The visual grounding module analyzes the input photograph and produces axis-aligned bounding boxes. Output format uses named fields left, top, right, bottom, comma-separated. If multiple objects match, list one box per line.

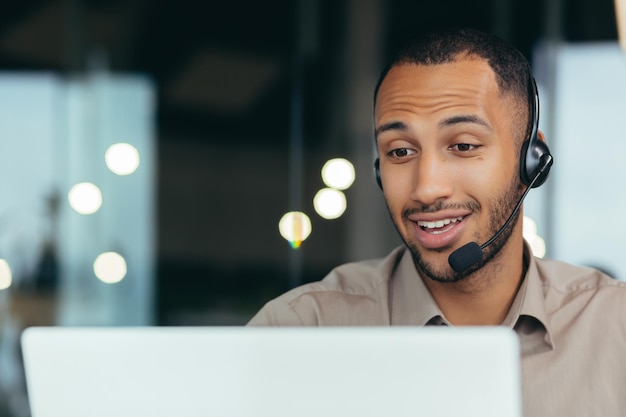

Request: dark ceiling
left=0, top=0, right=619, bottom=149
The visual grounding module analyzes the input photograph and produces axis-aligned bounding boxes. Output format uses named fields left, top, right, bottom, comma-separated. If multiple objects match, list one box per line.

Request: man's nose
left=409, top=152, right=454, bottom=206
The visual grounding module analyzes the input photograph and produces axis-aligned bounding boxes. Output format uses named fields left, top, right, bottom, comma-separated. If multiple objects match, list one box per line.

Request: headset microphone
left=447, top=153, right=553, bottom=274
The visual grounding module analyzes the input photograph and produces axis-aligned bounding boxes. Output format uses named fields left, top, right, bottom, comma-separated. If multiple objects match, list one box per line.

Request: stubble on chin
left=391, top=177, right=524, bottom=285
left=408, top=241, right=474, bottom=283
left=394, top=200, right=481, bottom=283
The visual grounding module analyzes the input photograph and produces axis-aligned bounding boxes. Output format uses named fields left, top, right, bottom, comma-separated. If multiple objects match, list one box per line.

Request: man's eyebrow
left=439, top=114, right=492, bottom=131
left=375, top=121, right=408, bottom=138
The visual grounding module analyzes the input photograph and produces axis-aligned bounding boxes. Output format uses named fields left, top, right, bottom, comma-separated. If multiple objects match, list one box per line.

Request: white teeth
left=418, top=216, right=463, bottom=229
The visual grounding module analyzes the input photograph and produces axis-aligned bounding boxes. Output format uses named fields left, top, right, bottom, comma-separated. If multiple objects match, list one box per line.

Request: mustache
left=403, top=201, right=480, bottom=218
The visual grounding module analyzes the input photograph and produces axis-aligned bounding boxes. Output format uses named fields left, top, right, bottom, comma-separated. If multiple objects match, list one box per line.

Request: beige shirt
left=248, top=244, right=626, bottom=417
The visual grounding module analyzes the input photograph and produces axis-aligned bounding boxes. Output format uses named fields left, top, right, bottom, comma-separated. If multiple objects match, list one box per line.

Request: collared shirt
left=248, top=244, right=626, bottom=417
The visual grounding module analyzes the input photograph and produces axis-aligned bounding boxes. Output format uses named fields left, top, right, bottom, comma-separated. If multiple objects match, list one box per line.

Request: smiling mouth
left=417, top=216, right=464, bottom=234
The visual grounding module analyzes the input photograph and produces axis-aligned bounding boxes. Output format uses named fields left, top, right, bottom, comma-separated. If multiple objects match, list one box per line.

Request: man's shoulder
left=534, top=256, right=626, bottom=295
left=247, top=246, right=407, bottom=325
left=280, top=246, right=406, bottom=302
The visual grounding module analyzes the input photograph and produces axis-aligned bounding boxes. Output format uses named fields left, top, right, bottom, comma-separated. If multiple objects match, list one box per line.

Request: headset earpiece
left=520, top=137, right=551, bottom=187
left=519, top=74, right=552, bottom=188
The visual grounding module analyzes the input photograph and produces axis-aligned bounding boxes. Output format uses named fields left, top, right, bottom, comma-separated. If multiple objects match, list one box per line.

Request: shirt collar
left=389, top=242, right=555, bottom=347
left=390, top=248, right=446, bottom=325
left=504, top=241, right=555, bottom=348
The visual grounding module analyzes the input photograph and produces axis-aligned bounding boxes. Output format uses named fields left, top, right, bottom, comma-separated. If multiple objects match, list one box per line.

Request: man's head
left=373, top=28, right=540, bottom=283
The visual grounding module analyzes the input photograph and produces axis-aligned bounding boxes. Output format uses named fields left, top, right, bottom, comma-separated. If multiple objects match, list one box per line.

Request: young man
left=248, top=28, right=626, bottom=416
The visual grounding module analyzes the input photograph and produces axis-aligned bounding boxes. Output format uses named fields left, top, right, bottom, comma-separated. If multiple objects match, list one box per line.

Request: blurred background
left=0, top=0, right=624, bottom=415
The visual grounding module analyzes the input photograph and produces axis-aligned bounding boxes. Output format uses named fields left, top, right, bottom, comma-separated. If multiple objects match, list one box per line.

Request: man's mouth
left=417, top=216, right=464, bottom=234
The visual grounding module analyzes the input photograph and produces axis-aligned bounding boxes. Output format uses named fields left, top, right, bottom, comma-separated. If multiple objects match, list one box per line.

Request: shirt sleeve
left=246, top=297, right=306, bottom=326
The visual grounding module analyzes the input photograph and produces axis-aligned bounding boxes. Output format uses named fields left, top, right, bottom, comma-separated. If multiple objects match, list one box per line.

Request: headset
left=374, top=66, right=552, bottom=190
left=519, top=73, right=551, bottom=188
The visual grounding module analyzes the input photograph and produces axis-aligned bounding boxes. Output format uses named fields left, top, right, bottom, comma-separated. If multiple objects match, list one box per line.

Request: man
left=248, top=28, right=626, bottom=416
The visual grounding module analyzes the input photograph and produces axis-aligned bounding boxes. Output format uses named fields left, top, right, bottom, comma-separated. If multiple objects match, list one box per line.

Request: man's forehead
left=376, top=60, right=499, bottom=106
left=373, top=59, right=521, bottom=134
left=374, top=58, right=514, bottom=117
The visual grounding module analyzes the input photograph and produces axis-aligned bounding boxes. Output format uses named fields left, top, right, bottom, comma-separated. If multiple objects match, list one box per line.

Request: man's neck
left=422, top=244, right=526, bottom=326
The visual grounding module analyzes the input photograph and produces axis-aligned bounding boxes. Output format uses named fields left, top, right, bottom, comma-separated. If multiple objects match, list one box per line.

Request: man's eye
left=389, top=148, right=414, bottom=158
left=452, top=143, right=475, bottom=152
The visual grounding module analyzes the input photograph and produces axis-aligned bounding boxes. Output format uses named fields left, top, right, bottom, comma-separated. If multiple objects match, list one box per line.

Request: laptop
left=21, top=326, right=522, bottom=417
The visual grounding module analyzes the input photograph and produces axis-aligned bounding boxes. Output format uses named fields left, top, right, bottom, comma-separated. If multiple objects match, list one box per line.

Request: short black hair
left=373, top=28, right=532, bottom=141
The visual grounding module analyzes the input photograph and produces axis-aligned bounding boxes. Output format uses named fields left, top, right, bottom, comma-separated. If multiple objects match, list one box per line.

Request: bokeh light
left=278, top=211, right=312, bottom=249
left=321, top=158, right=355, bottom=190
left=105, top=143, right=140, bottom=175
left=523, top=216, right=546, bottom=258
left=68, top=182, right=103, bottom=215
left=313, top=188, right=347, bottom=219
left=617, top=0, right=626, bottom=52
left=93, top=252, right=127, bottom=284
left=0, top=259, right=12, bottom=290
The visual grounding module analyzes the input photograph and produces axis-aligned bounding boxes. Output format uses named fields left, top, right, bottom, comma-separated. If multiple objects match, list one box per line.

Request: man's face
left=374, top=59, right=524, bottom=282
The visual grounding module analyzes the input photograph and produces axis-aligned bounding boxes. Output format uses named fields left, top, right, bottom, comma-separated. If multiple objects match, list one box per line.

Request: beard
left=389, top=174, right=525, bottom=284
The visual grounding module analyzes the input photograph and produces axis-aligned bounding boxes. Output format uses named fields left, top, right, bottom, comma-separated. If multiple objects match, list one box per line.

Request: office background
left=0, top=0, right=622, bottom=320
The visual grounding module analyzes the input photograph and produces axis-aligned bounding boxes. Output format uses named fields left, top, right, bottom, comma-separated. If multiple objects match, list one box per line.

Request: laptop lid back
left=21, top=326, right=522, bottom=417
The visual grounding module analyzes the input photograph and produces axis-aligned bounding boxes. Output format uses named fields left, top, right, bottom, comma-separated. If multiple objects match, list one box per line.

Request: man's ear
left=537, top=130, right=547, bottom=142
